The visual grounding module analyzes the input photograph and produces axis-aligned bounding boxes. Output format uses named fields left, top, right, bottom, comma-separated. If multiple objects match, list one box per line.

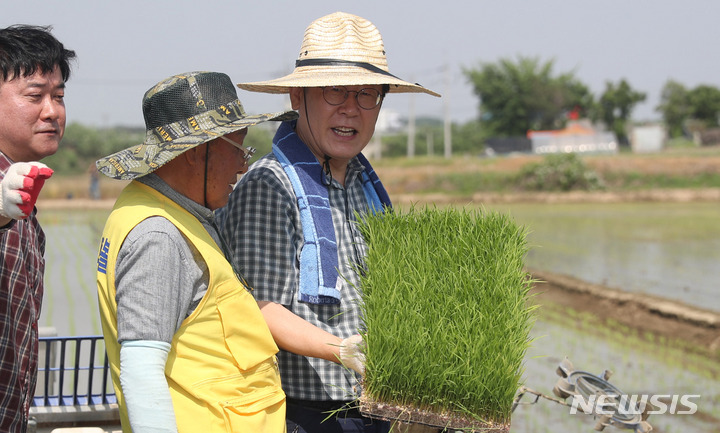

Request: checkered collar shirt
left=0, top=151, right=45, bottom=432
left=218, top=151, right=371, bottom=401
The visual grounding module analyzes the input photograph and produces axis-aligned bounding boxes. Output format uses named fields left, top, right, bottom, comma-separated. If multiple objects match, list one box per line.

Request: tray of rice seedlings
left=354, top=206, right=535, bottom=432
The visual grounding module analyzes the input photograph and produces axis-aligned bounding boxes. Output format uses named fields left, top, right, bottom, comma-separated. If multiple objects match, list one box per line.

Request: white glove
left=339, top=334, right=366, bottom=375
left=0, top=162, right=53, bottom=220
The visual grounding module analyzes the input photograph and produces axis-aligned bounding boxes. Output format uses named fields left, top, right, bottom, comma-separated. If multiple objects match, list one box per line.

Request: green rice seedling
left=354, top=206, right=535, bottom=431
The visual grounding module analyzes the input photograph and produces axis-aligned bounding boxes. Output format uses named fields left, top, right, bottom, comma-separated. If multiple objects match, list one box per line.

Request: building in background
left=630, top=124, right=666, bottom=153
left=528, top=120, right=617, bottom=155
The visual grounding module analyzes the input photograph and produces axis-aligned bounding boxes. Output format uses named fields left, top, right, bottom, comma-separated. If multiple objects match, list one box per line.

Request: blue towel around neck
left=272, top=120, right=392, bottom=305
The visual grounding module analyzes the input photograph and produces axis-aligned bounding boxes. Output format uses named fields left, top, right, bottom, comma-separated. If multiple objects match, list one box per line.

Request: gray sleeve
left=115, top=216, right=207, bottom=344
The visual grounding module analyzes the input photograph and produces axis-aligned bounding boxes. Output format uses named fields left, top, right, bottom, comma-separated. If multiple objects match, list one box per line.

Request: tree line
left=49, top=55, right=720, bottom=175
left=464, top=55, right=720, bottom=145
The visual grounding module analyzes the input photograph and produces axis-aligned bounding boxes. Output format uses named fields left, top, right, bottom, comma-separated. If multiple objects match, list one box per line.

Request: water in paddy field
left=38, top=208, right=110, bottom=337
left=36, top=203, right=720, bottom=431
left=486, top=201, right=720, bottom=313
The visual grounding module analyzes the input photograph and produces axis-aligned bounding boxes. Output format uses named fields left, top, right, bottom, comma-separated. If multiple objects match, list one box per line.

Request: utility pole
left=407, top=80, right=416, bottom=158
left=443, top=64, right=452, bottom=158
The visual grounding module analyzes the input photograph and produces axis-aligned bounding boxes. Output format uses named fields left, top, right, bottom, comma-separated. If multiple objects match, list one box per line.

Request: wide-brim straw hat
left=96, top=71, right=297, bottom=180
left=236, top=12, right=440, bottom=97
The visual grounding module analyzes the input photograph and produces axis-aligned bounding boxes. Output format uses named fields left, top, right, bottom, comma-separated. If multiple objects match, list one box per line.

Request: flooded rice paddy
left=37, top=201, right=720, bottom=432
left=487, top=201, right=720, bottom=313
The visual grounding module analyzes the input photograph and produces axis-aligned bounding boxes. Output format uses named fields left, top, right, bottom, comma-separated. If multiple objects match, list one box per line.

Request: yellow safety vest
left=97, top=181, right=285, bottom=433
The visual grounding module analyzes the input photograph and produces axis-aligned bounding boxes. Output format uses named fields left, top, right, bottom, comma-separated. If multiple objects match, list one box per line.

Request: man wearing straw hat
left=219, top=12, right=440, bottom=433
left=95, top=71, right=296, bottom=433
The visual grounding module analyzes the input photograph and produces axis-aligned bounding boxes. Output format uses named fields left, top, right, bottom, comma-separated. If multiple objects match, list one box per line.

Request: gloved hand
left=339, top=334, right=366, bottom=375
left=0, top=162, right=53, bottom=220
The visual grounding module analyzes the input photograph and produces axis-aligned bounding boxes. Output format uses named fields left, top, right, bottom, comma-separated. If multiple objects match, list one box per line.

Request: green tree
left=463, top=56, right=593, bottom=136
left=687, top=85, right=720, bottom=128
left=596, top=79, right=646, bottom=146
left=656, top=80, right=689, bottom=138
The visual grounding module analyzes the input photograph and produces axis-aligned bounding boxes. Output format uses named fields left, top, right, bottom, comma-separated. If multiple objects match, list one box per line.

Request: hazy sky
left=4, top=1, right=719, bottom=127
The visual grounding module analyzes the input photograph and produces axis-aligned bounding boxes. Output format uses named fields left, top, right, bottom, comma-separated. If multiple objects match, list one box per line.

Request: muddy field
left=530, top=270, right=720, bottom=362
left=375, top=149, right=720, bottom=205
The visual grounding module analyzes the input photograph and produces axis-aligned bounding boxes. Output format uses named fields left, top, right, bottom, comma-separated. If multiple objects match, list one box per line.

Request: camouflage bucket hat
left=96, top=71, right=297, bottom=180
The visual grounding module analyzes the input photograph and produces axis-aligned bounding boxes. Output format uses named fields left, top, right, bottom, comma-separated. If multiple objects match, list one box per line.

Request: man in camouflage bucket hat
left=96, top=71, right=297, bottom=433
left=97, top=72, right=296, bottom=180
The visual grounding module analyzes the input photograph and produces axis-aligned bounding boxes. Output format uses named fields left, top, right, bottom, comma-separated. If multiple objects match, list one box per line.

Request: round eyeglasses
left=322, top=86, right=384, bottom=110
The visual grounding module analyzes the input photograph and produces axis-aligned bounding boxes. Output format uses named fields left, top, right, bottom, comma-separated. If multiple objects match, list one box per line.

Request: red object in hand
left=17, top=165, right=53, bottom=216
left=0, top=162, right=54, bottom=220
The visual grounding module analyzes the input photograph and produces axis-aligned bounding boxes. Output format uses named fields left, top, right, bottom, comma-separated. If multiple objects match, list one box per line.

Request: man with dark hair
left=0, top=24, right=76, bottom=432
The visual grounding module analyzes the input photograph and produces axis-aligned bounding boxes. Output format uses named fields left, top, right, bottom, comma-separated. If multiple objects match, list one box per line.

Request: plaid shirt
left=218, top=151, right=372, bottom=401
left=0, top=152, right=45, bottom=432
